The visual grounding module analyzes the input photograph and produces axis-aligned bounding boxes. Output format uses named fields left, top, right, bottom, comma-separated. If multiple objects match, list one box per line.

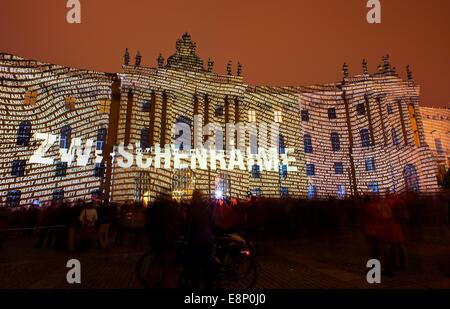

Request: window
left=328, top=108, right=337, bottom=119
left=360, top=129, right=371, bottom=147
left=60, top=125, right=72, bottom=149
left=301, top=110, right=309, bottom=122
left=334, top=162, right=344, bottom=175
left=368, top=182, right=379, bottom=194
left=280, top=164, right=288, bottom=179
left=96, top=128, right=107, bottom=151
left=55, top=161, right=67, bottom=177
left=24, top=90, right=37, bottom=106
left=65, top=97, right=76, bottom=111
left=404, top=164, right=420, bottom=192
left=356, top=103, right=366, bottom=116
left=11, top=160, right=26, bottom=177
left=278, top=135, right=285, bottom=154
left=280, top=187, right=289, bottom=198
left=251, top=164, right=260, bottom=178
left=337, top=185, right=346, bottom=199
left=53, top=189, right=65, bottom=202
left=304, top=134, right=313, bottom=153
left=365, top=158, right=376, bottom=171
left=435, top=139, right=445, bottom=155
left=387, top=104, right=393, bottom=114
left=142, top=100, right=151, bottom=112
left=100, top=99, right=111, bottom=114
left=274, top=111, right=283, bottom=123
left=16, top=121, right=32, bottom=146
left=177, top=115, right=192, bottom=126
left=94, top=162, right=105, bottom=178
left=306, top=163, right=315, bottom=176
left=214, top=105, right=224, bottom=117
left=6, top=190, right=21, bottom=207
left=307, top=184, right=316, bottom=199
left=330, top=132, right=341, bottom=152
left=392, top=128, right=400, bottom=146
left=250, top=188, right=261, bottom=198
left=140, top=128, right=150, bottom=149
left=248, top=110, right=256, bottom=123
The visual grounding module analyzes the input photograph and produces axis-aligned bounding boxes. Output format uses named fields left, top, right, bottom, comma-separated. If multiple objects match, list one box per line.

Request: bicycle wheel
left=234, top=253, right=258, bottom=289
left=135, top=250, right=163, bottom=288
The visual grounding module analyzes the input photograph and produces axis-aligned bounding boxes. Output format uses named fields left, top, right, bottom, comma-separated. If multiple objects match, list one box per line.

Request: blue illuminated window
left=334, top=162, right=344, bottom=175
left=16, top=121, right=32, bottom=146
left=368, top=182, right=379, bottom=194
left=142, top=100, right=151, bottom=112
left=360, top=129, right=371, bottom=147
left=365, top=158, right=376, bottom=171
left=96, top=128, right=107, bottom=150
left=278, top=135, right=285, bottom=154
left=304, top=134, right=313, bottom=153
left=60, top=125, right=72, bottom=149
left=250, top=188, right=261, bottom=198
left=94, top=162, right=105, bottom=178
left=331, top=132, right=341, bottom=152
left=301, top=110, right=309, bottom=121
left=328, top=108, right=337, bottom=119
left=11, top=160, right=26, bottom=177
left=392, top=128, right=400, bottom=146
left=356, top=103, right=366, bottom=116
left=306, top=163, right=315, bottom=176
left=53, top=189, right=64, bottom=202
left=140, top=128, right=150, bottom=149
left=337, top=185, right=346, bottom=199
left=280, top=187, right=289, bottom=198
left=6, top=190, right=21, bottom=207
left=307, top=184, right=316, bottom=199
left=387, top=104, right=393, bottom=114
left=280, top=164, right=288, bottom=179
left=55, top=161, right=67, bottom=177
left=251, top=164, right=260, bottom=178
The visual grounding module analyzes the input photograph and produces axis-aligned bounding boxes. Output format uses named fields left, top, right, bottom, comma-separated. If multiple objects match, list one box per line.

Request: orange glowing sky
left=0, top=0, right=449, bottom=108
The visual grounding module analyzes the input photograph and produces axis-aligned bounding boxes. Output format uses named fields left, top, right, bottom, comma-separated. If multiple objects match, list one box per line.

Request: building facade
left=0, top=53, right=114, bottom=207
left=421, top=106, right=450, bottom=184
left=0, top=34, right=442, bottom=206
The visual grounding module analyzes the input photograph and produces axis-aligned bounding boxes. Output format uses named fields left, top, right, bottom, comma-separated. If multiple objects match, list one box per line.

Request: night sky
left=0, top=0, right=449, bottom=108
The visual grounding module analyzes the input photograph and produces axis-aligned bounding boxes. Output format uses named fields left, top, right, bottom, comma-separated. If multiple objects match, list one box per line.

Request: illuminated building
left=0, top=34, right=441, bottom=206
left=421, top=106, right=450, bottom=184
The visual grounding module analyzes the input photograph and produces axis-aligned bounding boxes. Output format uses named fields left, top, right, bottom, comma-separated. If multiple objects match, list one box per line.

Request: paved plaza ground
left=1, top=227, right=449, bottom=289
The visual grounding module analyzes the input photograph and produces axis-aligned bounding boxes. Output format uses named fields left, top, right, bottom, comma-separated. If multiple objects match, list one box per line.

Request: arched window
left=16, top=121, right=32, bottom=146
left=278, top=134, right=285, bottom=154
left=96, top=128, right=107, bottom=150
left=404, top=164, right=420, bottom=192
left=330, top=132, right=340, bottom=152
left=360, top=129, right=371, bottom=147
left=140, top=128, right=150, bottom=149
left=60, top=125, right=72, bottom=149
left=304, top=134, right=313, bottom=153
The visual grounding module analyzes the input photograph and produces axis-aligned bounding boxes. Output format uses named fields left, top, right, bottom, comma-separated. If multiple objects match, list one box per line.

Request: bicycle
left=135, top=233, right=258, bottom=289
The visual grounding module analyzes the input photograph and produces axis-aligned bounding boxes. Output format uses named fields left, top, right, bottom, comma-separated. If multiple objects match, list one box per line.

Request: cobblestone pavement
left=0, top=230, right=449, bottom=289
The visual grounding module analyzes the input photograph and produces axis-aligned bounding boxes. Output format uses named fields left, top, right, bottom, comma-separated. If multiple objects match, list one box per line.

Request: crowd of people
left=0, top=190, right=449, bottom=278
